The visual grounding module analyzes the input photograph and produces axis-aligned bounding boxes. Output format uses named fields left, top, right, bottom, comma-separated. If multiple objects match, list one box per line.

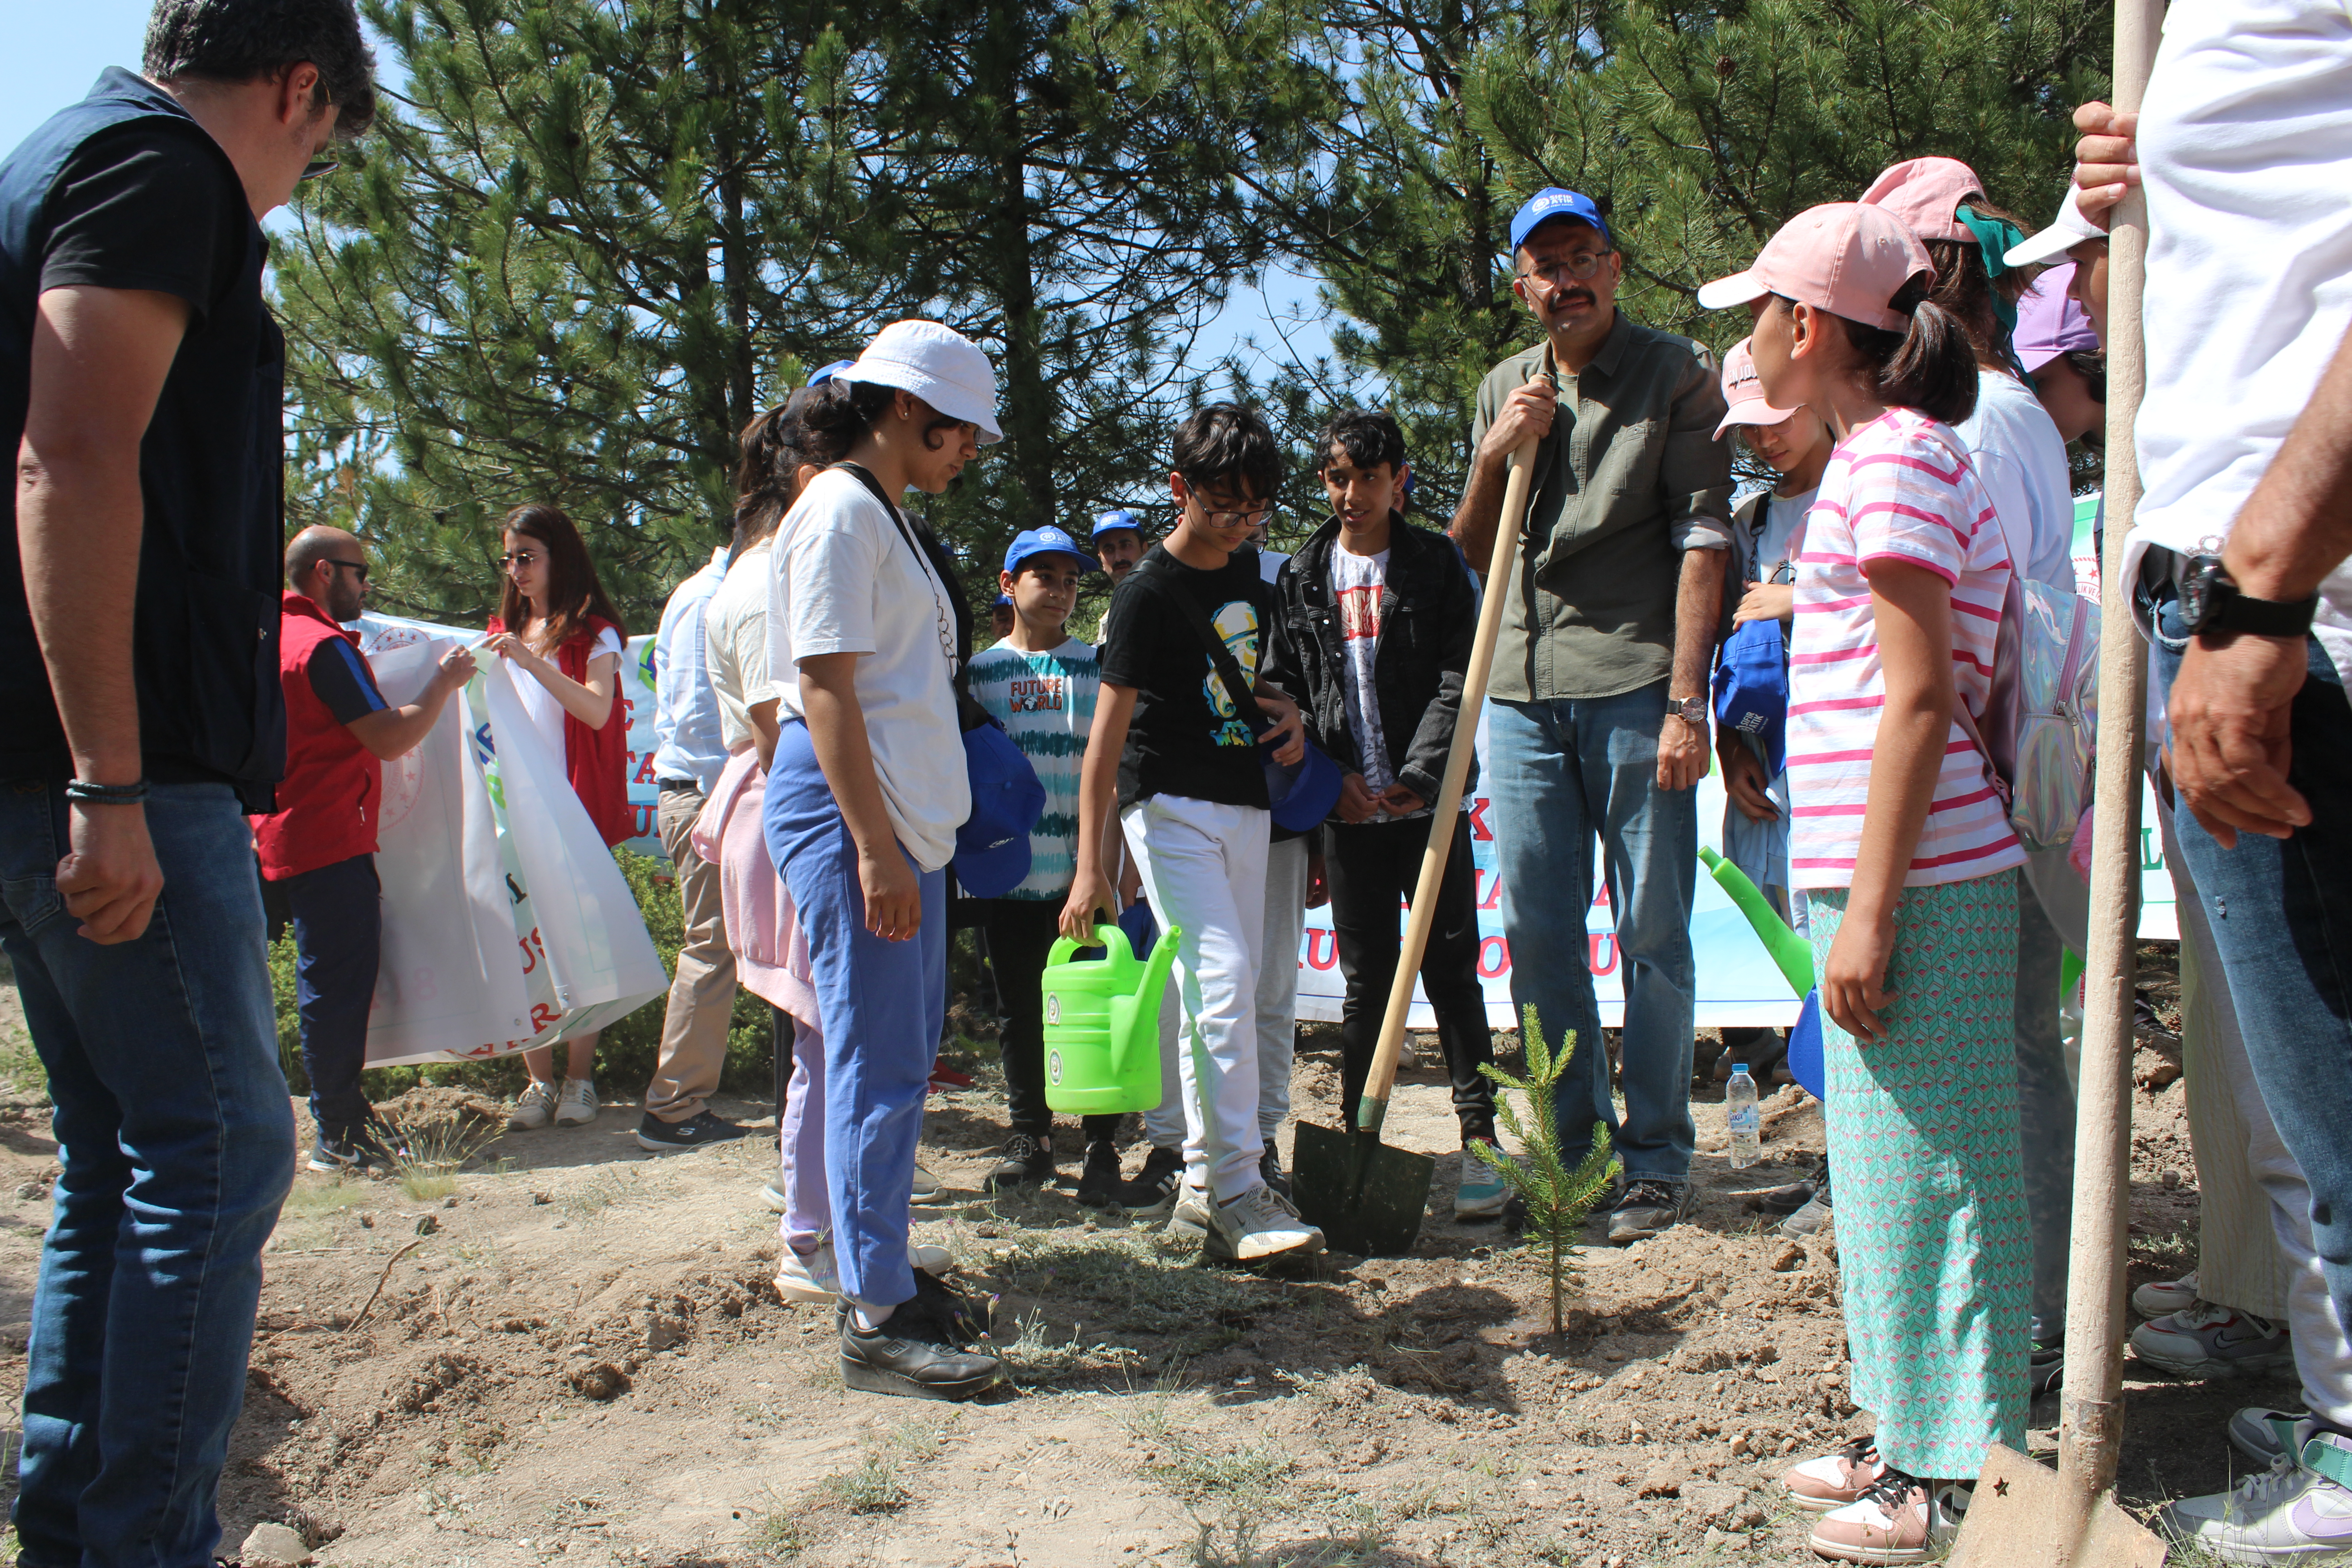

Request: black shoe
left=307, top=1127, right=383, bottom=1175
left=2029, top=1334, right=2064, bottom=1397
left=1780, top=1163, right=1833, bottom=1238
left=1117, top=1144, right=1184, bottom=1215
left=1075, top=1138, right=1123, bottom=1209
left=985, top=1132, right=1054, bottom=1192
left=1259, top=1144, right=1294, bottom=1204
left=1607, top=1178, right=1696, bottom=1244
left=838, top=1274, right=1002, bottom=1402
left=636, top=1109, right=750, bottom=1153
left=1746, top=1154, right=1828, bottom=1215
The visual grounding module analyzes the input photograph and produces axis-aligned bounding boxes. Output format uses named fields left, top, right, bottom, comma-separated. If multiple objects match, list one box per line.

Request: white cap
left=2004, top=186, right=2106, bottom=270
left=845, top=320, right=1004, bottom=445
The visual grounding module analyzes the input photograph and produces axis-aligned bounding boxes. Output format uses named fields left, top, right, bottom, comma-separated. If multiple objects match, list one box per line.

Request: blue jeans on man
left=1486, top=680, right=1698, bottom=1186
left=0, top=779, right=297, bottom=1567
left=2148, top=585, right=2352, bottom=1366
left=280, top=852, right=382, bottom=1137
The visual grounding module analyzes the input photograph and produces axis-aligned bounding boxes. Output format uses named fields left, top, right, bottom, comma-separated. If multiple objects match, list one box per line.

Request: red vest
left=251, top=593, right=381, bottom=881
left=487, top=614, right=634, bottom=847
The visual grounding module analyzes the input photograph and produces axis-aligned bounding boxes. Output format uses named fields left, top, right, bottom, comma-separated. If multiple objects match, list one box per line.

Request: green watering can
left=1041, top=921, right=1182, bottom=1116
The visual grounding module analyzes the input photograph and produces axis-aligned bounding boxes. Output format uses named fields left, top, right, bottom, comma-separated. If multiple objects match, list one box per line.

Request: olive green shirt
left=1469, top=312, right=1735, bottom=703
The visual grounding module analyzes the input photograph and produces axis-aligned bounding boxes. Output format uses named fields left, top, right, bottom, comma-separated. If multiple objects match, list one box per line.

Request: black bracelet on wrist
left=65, top=779, right=149, bottom=805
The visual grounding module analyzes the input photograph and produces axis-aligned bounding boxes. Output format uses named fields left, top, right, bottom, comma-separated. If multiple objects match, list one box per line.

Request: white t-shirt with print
left=1954, top=368, right=2076, bottom=595
left=1332, top=544, right=1394, bottom=795
left=1750, top=489, right=1816, bottom=587
left=514, top=624, right=622, bottom=761
left=767, top=467, right=970, bottom=871
left=2125, top=0, right=2352, bottom=678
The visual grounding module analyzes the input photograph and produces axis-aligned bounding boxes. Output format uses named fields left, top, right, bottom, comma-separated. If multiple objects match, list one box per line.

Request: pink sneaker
left=1808, top=1471, right=1969, bottom=1563
left=1782, top=1435, right=1887, bottom=1513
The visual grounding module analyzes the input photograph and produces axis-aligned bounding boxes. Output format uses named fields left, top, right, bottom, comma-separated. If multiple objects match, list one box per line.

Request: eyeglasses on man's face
left=1520, top=250, right=1614, bottom=289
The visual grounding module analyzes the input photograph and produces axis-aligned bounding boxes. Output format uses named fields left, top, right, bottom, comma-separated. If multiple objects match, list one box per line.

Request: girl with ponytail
left=1700, top=204, right=2030, bottom=1562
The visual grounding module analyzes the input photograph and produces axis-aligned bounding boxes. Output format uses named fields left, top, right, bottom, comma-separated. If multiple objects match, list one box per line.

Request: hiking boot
left=2131, top=1302, right=2293, bottom=1378
left=909, top=1163, right=949, bottom=1205
left=1455, top=1141, right=1511, bottom=1221
left=509, top=1080, right=559, bottom=1130
left=2232, top=1407, right=2308, bottom=1468
left=775, top=1238, right=952, bottom=1304
left=2133, top=1270, right=2200, bottom=1318
left=985, top=1132, right=1054, bottom=1192
left=1607, top=1178, right=1695, bottom=1244
left=1165, top=1176, right=1213, bottom=1241
left=2160, top=1422, right=2352, bottom=1562
left=1205, top=1182, right=1324, bottom=1264
left=1075, top=1138, right=1123, bottom=1209
left=554, top=1077, right=598, bottom=1126
left=636, top=1110, right=750, bottom=1153
left=1259, top=1144, right=1294, bottom=1204
left=1808, top=1470, right=1969, bottom=1563
left=837, top=1276, right=1002, bottom=1402
left=1781, top=1163, right=1834, bottom=1239
left=1119, top=1145, right=1185, bottom=1217
left=1783, top=1436, right=1888, bottom=1513
left=1748, top=1154, right=1828, bottom=1215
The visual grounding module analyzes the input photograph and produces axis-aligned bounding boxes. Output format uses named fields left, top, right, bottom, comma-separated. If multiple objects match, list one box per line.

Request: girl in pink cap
left=1701, top=202, right=2030, bottom=1564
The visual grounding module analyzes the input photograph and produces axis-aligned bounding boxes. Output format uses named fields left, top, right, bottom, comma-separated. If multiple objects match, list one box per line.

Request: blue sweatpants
left=763, top=720, right=945, bottom=1312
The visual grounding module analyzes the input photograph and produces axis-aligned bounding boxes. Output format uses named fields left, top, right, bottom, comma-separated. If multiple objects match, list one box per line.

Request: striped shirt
left=968, top=637, right=1100, bottom=900
left=1787, top=409, right=2025, bottom=890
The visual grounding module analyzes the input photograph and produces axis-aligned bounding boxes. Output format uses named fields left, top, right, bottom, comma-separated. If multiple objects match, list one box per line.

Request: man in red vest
left=254, top=525, right=475, bottom=1171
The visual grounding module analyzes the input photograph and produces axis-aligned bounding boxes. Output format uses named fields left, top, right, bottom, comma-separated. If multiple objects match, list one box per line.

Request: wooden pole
left=1357, top=349, right=1554, bottom=1132
left=2055, top=0, right=2163, bottom=1550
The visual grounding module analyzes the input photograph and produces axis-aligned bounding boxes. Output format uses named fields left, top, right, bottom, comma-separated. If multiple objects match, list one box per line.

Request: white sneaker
left=2130, top=1300, right=2292, bottom=1378
left=554, top=1077, right=598, bottom=1126
left=772, top=1238, right=951, bottom=1304
left=2132, top=1270, right=2200, bottom=1318
left=509, top=1081, right=559, bottom=1130
left=1205, top=1182, right=1324, bottom=1263
left=2159, top=1422, right=2352, bottom=1563
left=909, top=1163, right=949, bottom=1206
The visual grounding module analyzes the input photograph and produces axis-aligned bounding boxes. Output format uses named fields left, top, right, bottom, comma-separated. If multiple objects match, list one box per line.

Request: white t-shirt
left=2127, top=0, right=2352, bottom=677
left=1330, top=544, right=1402, bottom=804
left=513, top=624, right=622, bottom=761
left=705, top=537, right=776, bottom=755
left=1953, top=368, right=2076, bottom=594
left=1750, top=488, right=1815, bottom=586
left=767, top=468, right=970, bottom=870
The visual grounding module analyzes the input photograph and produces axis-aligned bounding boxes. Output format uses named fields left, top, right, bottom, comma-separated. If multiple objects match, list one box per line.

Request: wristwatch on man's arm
left=1666, top=696, right=1711, bottom=728
left=2178, top=553, right=2319, bottom=639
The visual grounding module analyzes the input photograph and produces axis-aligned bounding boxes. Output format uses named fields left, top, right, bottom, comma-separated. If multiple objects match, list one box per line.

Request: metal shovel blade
left=1292, top=1120, right=1435, bottom=1257
left=1945, top=1446, right=2166, bottom=1568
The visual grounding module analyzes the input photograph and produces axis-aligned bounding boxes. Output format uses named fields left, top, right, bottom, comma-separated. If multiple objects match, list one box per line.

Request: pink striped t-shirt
left=1787, top=408, right=2025, bottom=890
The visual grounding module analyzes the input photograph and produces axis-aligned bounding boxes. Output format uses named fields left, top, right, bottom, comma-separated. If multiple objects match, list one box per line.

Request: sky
left=0, top=0, right=1335, bottom=386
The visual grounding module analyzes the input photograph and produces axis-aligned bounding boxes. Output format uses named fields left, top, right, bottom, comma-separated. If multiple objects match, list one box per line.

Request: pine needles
left=1470, top=1006, right=1617, bottom=1336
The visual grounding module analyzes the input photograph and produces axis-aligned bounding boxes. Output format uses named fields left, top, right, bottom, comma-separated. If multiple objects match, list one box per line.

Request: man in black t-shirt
left=0, top=6, right=375, bottom=1563
left=1062, top=404, right=1328, bottom=1266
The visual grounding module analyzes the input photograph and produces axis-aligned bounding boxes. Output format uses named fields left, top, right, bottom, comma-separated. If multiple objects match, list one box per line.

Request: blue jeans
left=0, top=779, right=297, bottom=1568
left=1487, top=683, right=1697, bottom=1184
left=279, top=853, right=382, bottom=1136
left=764, top=721, right=944, bottom=1312
left=2147, top=585, right=2352, bottom=1360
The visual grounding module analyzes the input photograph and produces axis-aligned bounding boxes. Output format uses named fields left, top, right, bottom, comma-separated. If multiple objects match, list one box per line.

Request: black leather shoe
left=838, top=1275, right=1002, bottom=1401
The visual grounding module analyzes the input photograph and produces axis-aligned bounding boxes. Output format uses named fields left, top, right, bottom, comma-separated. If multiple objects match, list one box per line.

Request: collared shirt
left=650, top=546, right=730, bottom=793
left=1469, top=311, right=1734, bottom=702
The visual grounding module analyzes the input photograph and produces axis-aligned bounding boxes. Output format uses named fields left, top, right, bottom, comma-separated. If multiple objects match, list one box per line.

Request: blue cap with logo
left=953, top=719, right=1046, bottom=898
left=807, top=359, right=858, bottom=386
left=1003, top=524, right=1092, bottom=576
left=1509, top=187, right=1610, bottom=255
left=1091, top=508, right=1143, bottom=540
left=993, top=592, right=1013, bottom=608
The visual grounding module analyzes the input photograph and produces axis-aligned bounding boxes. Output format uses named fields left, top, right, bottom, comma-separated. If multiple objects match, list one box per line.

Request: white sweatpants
left=1257, top=834, right=1310, bottom=1147
left=1124, top=794, right=1270, bottom=1201
left=2166, top=806, right=2352, bottom=1425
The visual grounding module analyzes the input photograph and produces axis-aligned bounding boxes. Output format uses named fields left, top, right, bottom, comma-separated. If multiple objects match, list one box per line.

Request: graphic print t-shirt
left=969, top=636, right=1100, bottom=900
left=1329, top=543, right=1429, bottom=822
left=1099, top=545, right=1271, bottom=811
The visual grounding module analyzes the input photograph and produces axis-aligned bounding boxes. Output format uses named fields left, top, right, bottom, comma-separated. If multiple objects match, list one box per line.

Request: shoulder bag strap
left=827, top=461, right=972, bottom=688
left=1132, top=554, right=1261, bottom=733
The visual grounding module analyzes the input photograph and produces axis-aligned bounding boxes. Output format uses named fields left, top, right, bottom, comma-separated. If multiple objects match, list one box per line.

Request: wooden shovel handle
left=1358, top=353, right=1553, bottom=1126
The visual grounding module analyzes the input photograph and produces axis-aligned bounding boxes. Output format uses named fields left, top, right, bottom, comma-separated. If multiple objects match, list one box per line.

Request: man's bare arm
left=1658, top=546, right=1729, bottom=789
left=19, top=285, right=189, bottom=943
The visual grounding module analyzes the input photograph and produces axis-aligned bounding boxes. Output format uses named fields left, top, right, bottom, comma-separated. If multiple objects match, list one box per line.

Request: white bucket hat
left=2004, top=186, right=2105, bottom=270
left=844, top=320, right=1004, bottom=444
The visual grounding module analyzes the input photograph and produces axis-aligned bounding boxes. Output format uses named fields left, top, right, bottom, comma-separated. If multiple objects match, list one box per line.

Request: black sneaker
left=1780, top=1162, right=1834, bottom=1238
left=838, top=1274, right=1002, bottom=1402
left=985, top=1132, right=1054, bottom=1192
left=635, top=1110, right=750, bottom=1153
left=1074, top=1138, right=1123, bottom=1209
left=2029, top=1334, right=2064, bottom=1397
left=1259, top=1144, right=1294, bottom=1204
left=1117, top=1144, right=1184, bottom=1216
left=1746, top=1154, right=1828, bottom=1216
left=1607, top=1178, right=1696, bottom=1244
left=307, top=1127, right=383, bottom=1175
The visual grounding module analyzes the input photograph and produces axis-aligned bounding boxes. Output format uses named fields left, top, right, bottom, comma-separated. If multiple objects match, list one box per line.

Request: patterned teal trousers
left=1805, top=871, right=2031, bottom=1478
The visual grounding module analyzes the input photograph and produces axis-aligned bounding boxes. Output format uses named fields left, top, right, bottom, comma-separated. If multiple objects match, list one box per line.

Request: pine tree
left=1473, top=1006, right=1617, bottom=1337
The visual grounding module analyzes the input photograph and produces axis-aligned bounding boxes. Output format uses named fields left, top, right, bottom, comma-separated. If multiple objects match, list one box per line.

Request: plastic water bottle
left=1726, top=1063, right=1761, bottom=1169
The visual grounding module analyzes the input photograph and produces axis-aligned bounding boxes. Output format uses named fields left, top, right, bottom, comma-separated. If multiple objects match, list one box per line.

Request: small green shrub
left=1474, top=1005, right=1617, bottom=1336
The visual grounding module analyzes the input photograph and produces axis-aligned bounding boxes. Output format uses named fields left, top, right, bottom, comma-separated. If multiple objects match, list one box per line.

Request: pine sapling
left=1470, top=1006, right=1617, bottom=1336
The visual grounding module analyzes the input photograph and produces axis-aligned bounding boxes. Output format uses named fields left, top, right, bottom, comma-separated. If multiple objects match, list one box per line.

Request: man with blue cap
left=1092, top=507, right=1147, bottom=586
left=1449, top=186, right=1734, bottom=1245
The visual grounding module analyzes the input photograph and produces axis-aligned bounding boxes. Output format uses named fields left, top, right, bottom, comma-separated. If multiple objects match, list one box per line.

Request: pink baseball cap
left=1696, top=203, right=1935, bottom=332
left=1858, top=156, right=1984, bottom=242
left=2014, top=266, right=2101, bottom=369
left=1713, top=337, right=1800, bottom=439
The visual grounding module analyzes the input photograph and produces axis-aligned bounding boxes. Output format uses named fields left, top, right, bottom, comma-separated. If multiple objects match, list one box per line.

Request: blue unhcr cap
left=1003, top=525, right=1092, bottom=575
left=1509, top=187, right=1611, bottom=255
left=993, top=592, right=1013, bottom=608
left=1091, top=508, right=1143, bottom=539
left=807, top=359, right=858, bottom=386
left=953, top=718, right=1045, bottom=898
left=1711, top=616, right=1788, bottom=775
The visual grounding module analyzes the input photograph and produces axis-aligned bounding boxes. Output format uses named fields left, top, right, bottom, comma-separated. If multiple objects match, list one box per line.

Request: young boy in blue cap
left=968, top=525, right=1118, bottom=1194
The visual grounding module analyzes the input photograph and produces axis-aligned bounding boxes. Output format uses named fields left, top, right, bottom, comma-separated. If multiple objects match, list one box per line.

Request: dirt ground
left=0, top=946, right=2290, bottom=1568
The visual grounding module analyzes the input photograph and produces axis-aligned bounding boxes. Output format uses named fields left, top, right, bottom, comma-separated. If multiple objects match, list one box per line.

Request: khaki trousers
left=646, top=781, right=739, bottom=1121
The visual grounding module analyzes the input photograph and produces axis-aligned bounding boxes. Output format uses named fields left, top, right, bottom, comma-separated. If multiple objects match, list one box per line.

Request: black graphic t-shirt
left=1099, top=544, right=1272, bottom=811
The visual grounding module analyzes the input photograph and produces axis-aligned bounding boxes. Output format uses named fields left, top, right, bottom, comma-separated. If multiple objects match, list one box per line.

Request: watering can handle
left=1046, top=924, right=1131, bottom=968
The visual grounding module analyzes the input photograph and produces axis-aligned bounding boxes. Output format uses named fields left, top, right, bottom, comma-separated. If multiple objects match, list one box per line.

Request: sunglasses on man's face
left=324, top=558, right=369, bottom=581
